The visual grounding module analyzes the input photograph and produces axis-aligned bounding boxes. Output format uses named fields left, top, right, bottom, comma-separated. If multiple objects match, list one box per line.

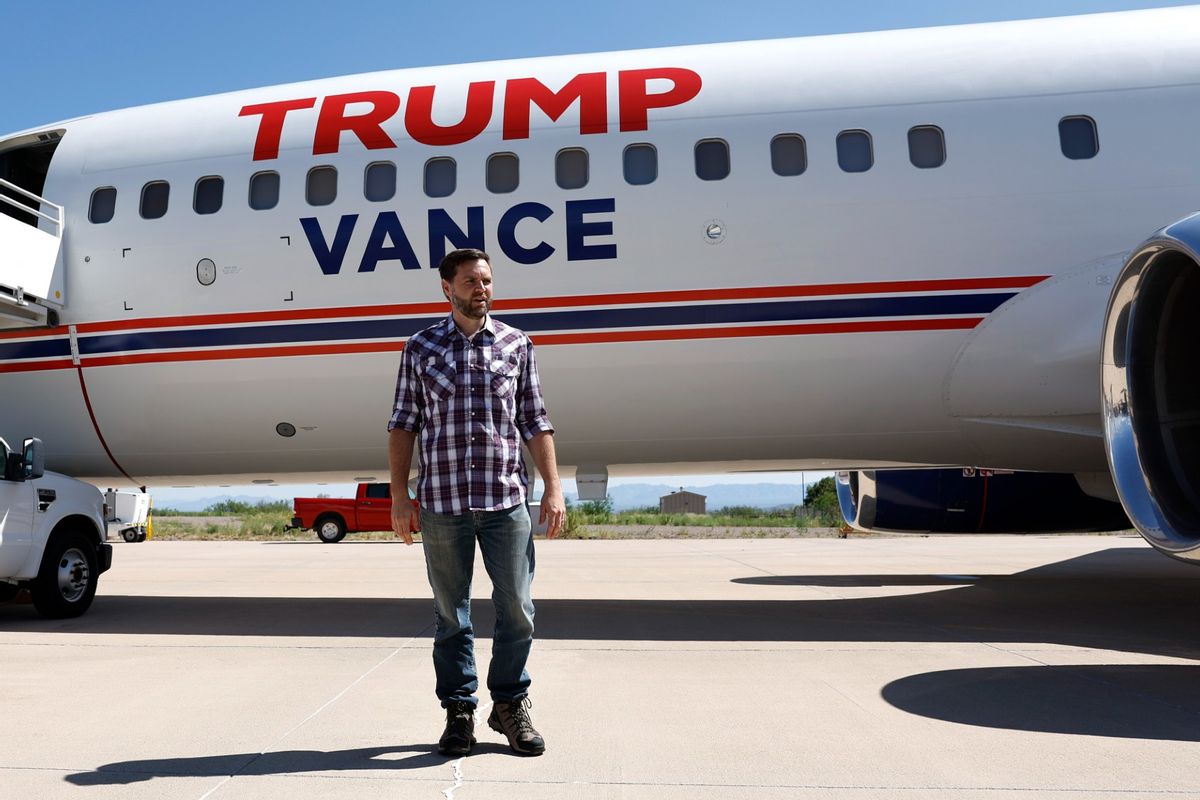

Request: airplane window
left=487, top=153, right=519, bottom=194
left=140, top=181, right=170, bottom=219
left=306, top=166, right=338, bottom=206
left=249, top=171, right=279, bottom=210
left=694, top=139, right=730, bottom=181
left=555, top=148, right=588, bottom=190
left=194, top=176, right=224, bottom=215
left=1059, top=116, right=1099, bottom=160
left=89, top=187, right=117, bottom=224
left=770, top=134, right=807, bottom=176
left=907, top=126, right=945, bottom=169
left=837, top=130, right=873, bottom=173
left=623, top=144, right=657, bottom=185
left=364, top=162, right=396, bottom=202
left=425, top=157, right=456, bottom=198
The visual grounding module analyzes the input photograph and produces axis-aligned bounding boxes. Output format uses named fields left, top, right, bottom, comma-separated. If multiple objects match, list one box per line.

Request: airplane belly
left=74, top=353, right=402, bottom=483
left=0, top=367, right=115, bottom=478
left=67, top=326, right=985, bottom=484
left=541, top=332, right=972, bottom=467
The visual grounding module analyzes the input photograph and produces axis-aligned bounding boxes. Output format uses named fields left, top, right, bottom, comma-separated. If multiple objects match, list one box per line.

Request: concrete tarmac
left=2, top=535, right=1200, bottom=799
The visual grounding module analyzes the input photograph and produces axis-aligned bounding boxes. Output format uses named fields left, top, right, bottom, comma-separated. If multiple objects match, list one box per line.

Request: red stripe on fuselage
left=79, top=340, right=408, bottom=368
left=0, top=358, right=74, bottom=373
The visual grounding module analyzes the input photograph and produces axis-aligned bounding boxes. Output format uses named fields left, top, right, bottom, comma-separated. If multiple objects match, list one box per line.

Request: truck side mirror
left=22, top=437, right=44, bottom=480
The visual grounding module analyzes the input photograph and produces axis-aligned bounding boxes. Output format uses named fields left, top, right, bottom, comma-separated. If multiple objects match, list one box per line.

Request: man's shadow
left=64, top=743, right=515, bottom=786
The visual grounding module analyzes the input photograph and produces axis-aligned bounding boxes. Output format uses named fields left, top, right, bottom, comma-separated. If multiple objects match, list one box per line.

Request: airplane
left=1, top=6, right=1198, bottom=562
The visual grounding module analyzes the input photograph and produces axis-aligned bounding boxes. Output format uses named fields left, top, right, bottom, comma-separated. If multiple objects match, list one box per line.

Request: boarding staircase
left=0, top=177, right=64, bottom=329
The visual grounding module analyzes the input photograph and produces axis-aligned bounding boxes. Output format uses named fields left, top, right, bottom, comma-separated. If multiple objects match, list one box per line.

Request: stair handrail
left=0, top=177, right=63, bottom=236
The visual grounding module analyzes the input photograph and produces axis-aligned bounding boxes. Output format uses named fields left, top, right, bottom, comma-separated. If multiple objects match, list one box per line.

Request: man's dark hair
left=439, top=248, right=491, bottom=282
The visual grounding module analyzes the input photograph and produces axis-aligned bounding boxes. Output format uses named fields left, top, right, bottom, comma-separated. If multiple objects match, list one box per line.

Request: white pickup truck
left=0, top=437, right=111, bottom=618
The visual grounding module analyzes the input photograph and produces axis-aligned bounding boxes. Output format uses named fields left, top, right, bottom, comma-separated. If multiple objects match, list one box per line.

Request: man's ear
left=441, top=280, right=451, bottom=300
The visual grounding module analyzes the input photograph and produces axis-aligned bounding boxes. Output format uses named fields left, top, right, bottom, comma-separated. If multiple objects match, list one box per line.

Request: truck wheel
left=135, top=528, right=148, bottom=543
left=31, top=530, right=99, bottom=618
left=315, top=516, right=347, bottom=543
left=121, top=528, right=139, bottom=543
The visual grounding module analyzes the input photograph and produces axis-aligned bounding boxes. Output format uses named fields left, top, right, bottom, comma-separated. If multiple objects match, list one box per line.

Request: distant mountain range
left=157, top=484, right=810, bottom=513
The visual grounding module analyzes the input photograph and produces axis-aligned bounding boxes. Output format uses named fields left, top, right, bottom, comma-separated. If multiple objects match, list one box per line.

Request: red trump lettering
left=618, top=68, right=702, bottom=132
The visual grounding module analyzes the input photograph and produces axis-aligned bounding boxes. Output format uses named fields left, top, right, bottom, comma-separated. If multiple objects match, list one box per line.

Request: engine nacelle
left=1102, top=212, right=1200, bottom=562
left=836, top=469, right=1129, bottom=534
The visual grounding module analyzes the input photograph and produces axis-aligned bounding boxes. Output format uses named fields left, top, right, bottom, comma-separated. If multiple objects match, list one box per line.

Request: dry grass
left=148, top=516, right=854, bottom=542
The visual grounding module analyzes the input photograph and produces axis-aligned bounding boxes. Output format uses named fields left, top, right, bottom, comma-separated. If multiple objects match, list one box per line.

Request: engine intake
left=1102, top=212, right=1200, bottom=561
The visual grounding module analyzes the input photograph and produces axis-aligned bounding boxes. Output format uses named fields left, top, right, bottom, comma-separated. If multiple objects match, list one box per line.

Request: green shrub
left=206, top=499, right=292, bottom=515
left=579, top=496, right=614, bottom=523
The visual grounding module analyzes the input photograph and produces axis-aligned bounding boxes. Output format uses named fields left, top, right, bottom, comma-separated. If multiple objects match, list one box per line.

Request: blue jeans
left=419, top=503, right=535, bottom=707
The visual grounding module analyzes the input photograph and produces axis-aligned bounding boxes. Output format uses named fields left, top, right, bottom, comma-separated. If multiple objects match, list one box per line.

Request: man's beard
left=452, top=293, right=491, bottom=319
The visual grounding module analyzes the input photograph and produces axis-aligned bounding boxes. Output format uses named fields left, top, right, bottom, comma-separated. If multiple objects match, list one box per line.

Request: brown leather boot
left=487, top=697, right=545, bottom=756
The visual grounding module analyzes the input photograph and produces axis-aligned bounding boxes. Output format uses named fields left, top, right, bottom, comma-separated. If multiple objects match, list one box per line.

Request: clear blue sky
left=9, top=1, right=1188, bottom=505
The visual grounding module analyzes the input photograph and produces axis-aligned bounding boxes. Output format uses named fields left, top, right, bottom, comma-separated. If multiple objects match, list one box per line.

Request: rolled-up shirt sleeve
left=387, top=344, right=424, bottom=433
left=516, top=337, right=554, bottom=441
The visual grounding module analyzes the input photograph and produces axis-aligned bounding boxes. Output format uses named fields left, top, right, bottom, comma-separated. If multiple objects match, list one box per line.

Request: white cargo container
left=104, top=489, right=151, bottom=542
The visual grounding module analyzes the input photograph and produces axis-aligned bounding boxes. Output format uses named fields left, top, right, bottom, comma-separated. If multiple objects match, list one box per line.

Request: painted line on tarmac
left=442, top=700, right=492, bottom=800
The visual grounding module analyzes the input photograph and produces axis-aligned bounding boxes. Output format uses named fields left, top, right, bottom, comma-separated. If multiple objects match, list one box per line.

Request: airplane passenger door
left=0, top=478, right=34, bottom=576
left=0, top=135, right=66, bottom=329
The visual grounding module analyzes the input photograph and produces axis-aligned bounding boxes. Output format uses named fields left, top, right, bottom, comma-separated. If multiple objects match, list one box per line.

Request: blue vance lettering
left=301, top=215, right=358, bottom=275
left=498, top=202, right=555, bottom=265
left=428, top=207, right=485, bottom=267
left=566, top=198, right=617, bottom=261
left=360, top=212, right=421, bottom=272
left=302, top=198, right=617, bottom=274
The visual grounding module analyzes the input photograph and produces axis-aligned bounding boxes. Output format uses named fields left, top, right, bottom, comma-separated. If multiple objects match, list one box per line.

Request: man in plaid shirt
left=388, top=248, right=565, bottom=758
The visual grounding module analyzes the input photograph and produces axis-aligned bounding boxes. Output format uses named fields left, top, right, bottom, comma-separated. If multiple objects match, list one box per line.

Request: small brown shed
left=659, top=488, right=706, bottom=514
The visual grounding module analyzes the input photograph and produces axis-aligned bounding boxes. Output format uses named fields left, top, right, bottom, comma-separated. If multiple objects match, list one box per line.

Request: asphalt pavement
left=2, top=534, right=1199, bottom=799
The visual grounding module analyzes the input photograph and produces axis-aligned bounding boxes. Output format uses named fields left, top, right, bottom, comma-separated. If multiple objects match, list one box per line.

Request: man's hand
left=527, top=430, right=565, bottom=539
left=391, top=497, right=419, bottom=545
left=388, top=428, right=419, bottom=545
left=539, top=486, right=566, bottom=539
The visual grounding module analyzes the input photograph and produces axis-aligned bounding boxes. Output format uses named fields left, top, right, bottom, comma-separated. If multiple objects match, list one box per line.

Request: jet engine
left=1102, top=212, right=1200, bottom=562
left=836, top=469, right=1129, bottom=534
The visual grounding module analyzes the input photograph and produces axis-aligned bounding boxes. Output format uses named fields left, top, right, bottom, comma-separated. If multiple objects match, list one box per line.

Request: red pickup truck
left=289, top=483, right=417, bottom=543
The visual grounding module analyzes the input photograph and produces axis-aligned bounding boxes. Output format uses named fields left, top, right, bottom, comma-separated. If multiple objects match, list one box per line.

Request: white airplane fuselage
left=1, top=7, right=1199, bottom=487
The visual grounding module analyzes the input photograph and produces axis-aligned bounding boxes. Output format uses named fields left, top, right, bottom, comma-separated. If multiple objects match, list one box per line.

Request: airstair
left=0, top=177, right=64, bottom=329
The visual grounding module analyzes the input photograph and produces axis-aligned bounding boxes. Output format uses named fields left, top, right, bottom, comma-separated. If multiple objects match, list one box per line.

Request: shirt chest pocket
left=487, top=357, right=520, bottom=400
left=421, top=357, right=457, bottom=402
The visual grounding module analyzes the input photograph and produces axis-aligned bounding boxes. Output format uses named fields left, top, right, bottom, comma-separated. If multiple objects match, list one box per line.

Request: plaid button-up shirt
left=388, top=314, right=555, bottom=515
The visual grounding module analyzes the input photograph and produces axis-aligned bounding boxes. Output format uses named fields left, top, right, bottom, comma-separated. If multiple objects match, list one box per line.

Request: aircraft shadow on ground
left=881, top=664, right=1200, bottom=742
left=62, top=743, right=520, bottom=786
left=1, top=548, right=1197, bottom=658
